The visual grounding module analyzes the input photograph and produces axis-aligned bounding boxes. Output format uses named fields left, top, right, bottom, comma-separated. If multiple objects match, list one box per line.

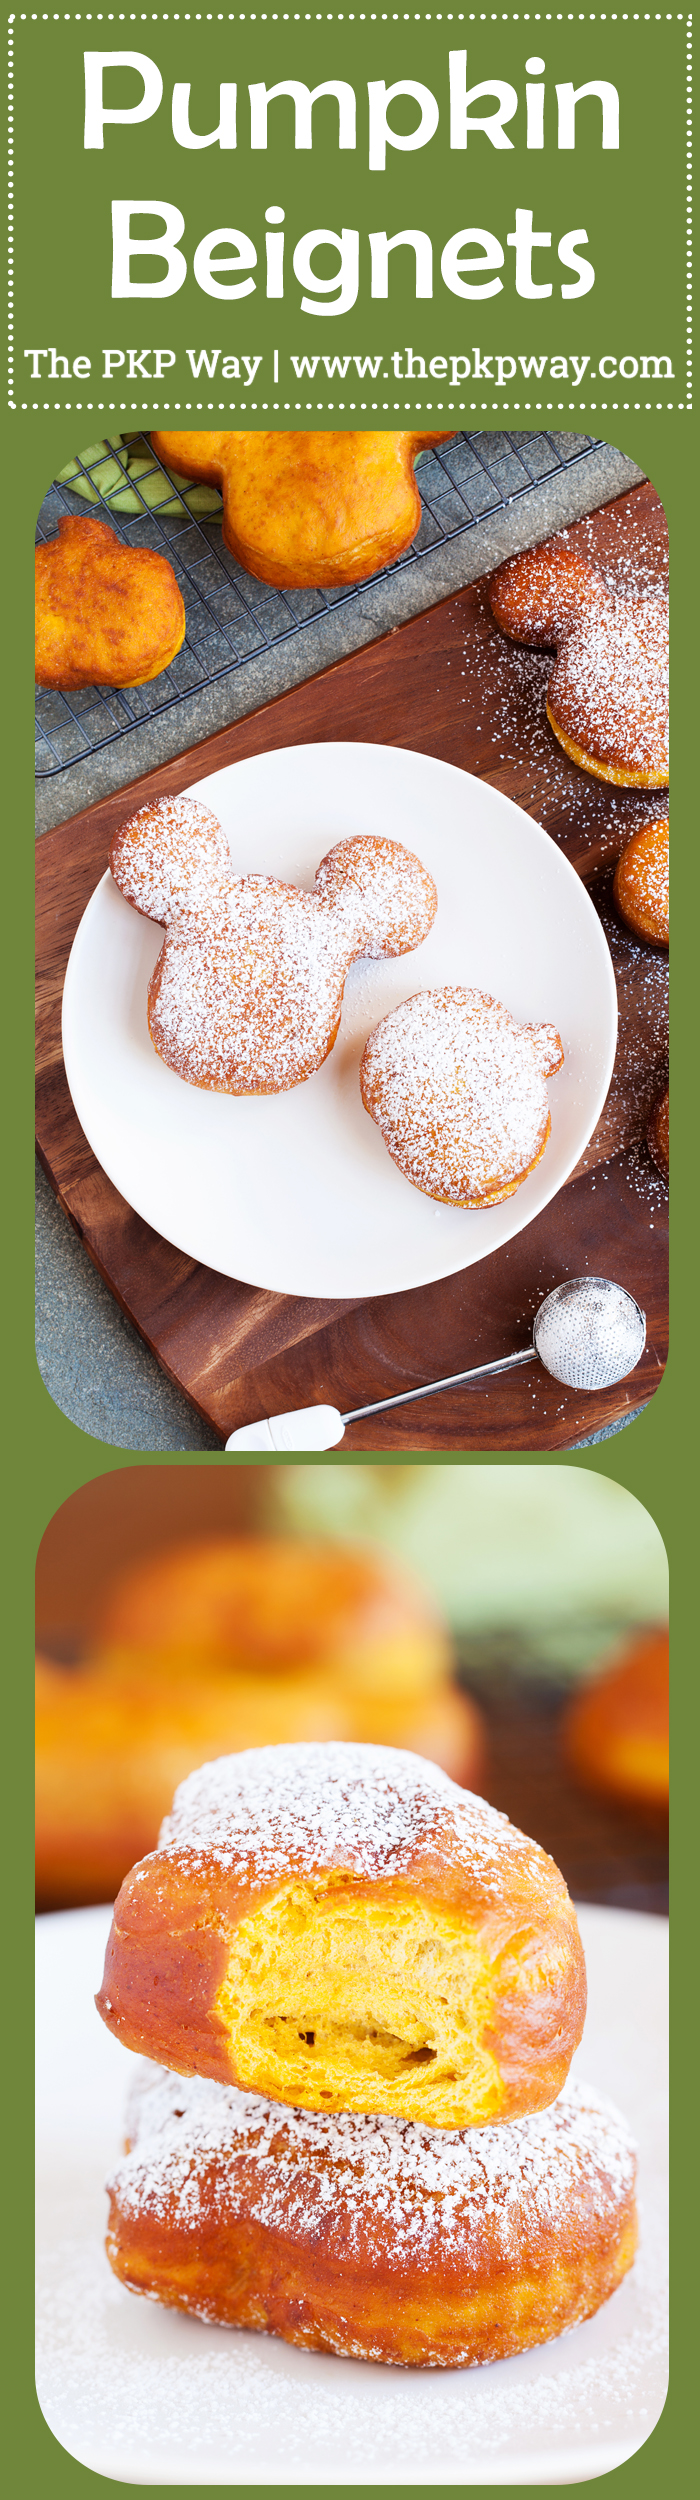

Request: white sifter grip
left=225, top=1405, right=345, bottom=1453
left=224, top=1278, right=647, bottom=1449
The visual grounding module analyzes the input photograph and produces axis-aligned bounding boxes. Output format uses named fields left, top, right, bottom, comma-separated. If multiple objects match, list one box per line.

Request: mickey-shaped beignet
left=360, top=988, right=563, bottom=1207
left=35, top=515, right=186, bottom=689
left=613, top=816, right=669, bottom=946
left=488, top=537, right=668, bottom=788
left=109, top=795, right=437, bottom=1095
left=149, top=430, right=453, bottom=587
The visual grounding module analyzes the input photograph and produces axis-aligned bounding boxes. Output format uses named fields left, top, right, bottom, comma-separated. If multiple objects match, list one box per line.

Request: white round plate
left=36, top=1902, right=667, bottom=2486
left=62, top=745, right=617, bottom=1299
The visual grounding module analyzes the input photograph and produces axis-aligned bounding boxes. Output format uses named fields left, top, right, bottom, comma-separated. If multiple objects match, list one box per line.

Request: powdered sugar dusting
left=459, top=503, right=668, bottom=855
left=110, top=794, right=229, bottom=930
left=111, top=2066, right=636, bottom=2277
left=109, top=801, right=436, bottom=1095
left=574, top=866, right=668, bottom=1171
left=360, top=988, right=562, bottom=1206
left=549, top=596, right=668, bottom=779
left=149, top=884, right=351, bottom=1093
left=488, top=528, right=668, bottom=782
left=156, top=1740, right=547, bottom=1899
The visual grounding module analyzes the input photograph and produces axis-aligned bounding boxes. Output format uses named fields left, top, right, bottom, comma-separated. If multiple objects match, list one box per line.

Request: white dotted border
left=7, top=9, right=693, bottom=417
left=7, top=11, right=695, bottom=22
left=687, top=12, right=693, bottom=405
left=7, top=19, right=13, bottom=409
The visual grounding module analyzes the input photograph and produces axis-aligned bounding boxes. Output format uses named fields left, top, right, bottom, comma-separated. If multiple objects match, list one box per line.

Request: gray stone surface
left=36, top=436, right=645, bottom=1449
left=572, top=1408, right=645, bottom=1447
left=35, top=1160, right=219, bottom=1449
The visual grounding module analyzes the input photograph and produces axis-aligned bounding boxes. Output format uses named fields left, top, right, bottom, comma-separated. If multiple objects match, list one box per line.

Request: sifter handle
left=225, top=1404, right=345, bottom=1453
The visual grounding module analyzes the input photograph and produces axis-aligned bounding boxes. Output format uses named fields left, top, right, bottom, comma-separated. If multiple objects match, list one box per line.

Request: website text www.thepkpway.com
left=19, top=345, right=679, bottom=414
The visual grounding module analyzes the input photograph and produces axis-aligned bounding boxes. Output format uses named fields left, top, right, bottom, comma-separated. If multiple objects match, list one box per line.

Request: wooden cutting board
left=36, top=480, right=669, bottom=1451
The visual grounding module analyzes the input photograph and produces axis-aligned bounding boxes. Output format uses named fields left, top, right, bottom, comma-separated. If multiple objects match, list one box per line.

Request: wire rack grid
left=36, top=428, right=601, bottom=779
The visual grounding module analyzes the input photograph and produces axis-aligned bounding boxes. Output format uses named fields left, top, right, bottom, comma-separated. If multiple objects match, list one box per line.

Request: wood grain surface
left=36, top=480, right=669, bottom=1450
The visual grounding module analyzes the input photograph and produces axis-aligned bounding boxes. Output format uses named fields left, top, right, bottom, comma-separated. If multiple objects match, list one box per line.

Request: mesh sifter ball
left=226, top=1274, right=648, bottom=1449
left=532, top=1277, right=646, bottom=1391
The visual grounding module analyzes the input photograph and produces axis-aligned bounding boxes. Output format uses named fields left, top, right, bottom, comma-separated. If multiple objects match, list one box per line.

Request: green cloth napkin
left=55, top=433, right=222, bottom=520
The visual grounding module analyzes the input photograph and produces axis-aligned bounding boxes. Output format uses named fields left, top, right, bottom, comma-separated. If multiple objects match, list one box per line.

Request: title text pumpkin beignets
left=96, top=1742, right=586, bottom=2129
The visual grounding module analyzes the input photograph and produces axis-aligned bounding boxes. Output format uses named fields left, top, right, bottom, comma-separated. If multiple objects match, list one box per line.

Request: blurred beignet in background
left=96, top=1741, right=586, bottom=2129
left=106, top=2064, right=637, bottom=2369
left=36, top=1541, right=484, bottom=1906
left=100, top=1534, right=447, bottom=1691
left=562, top=1627, right=668, bottom=1817
left=35, top=516, right=186, bottom=689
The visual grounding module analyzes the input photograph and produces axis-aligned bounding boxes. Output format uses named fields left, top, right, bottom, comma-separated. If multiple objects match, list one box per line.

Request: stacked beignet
left=98, top=1741, right=637, bottom=2367
left=107, top=2062, right=636, bottom=2370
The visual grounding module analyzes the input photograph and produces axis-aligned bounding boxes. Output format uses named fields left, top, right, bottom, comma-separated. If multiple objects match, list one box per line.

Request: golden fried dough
left=149, top=430, right=453, bottom=586
left=613, top=818, right=669, bottom=946
left=360, top=987, right=563, bottom=1207
left=96, top=1741, right=586, bottom=2130
left=98, top=1535, right=451, bottom=1694
left=35, top=515, right=186, bottom=689
left=489, top=537, right=669, bottom=788
left=106, top=2066, right=637, bottom=2368
left=109, top=796, right=437, bottom=1094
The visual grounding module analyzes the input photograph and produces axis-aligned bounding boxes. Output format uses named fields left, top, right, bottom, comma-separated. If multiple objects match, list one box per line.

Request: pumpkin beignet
left=109, top=795, right=437, bottom=1095
left=613, top=816, right=669, bottom=947
left=99, top=1535, right=451, bottom=1696
left=149, top=429, right=453, bottom=587
left=488, top=536, right=669, bottom=788
left=96, top=1742, right=586, bottom=2130
left=35, top=515, right=186, bottom=689
left=106, top=2065, right=637, bottom=2369
left=360, top=987, right=563, bottom=1207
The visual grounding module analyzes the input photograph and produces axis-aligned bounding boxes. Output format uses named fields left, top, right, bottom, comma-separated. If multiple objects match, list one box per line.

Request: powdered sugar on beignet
left=360, top=987, right=563, bottom=1207
left=108, top=797, right=437, bottom=1095
left=105, top=2065, right=637, bottom=2367
left=488, top=537, right=668, bottom=788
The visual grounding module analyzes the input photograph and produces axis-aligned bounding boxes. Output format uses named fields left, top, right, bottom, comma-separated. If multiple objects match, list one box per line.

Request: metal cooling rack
left=35, top=428, right=601, bottom=779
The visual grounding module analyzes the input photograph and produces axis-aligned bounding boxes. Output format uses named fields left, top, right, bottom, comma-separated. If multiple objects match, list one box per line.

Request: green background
left=7, top=7, right=693, bottom=2480
left=10, top=15, right=690, bottom=420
